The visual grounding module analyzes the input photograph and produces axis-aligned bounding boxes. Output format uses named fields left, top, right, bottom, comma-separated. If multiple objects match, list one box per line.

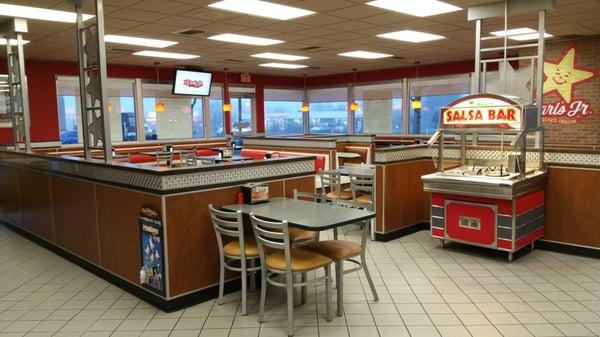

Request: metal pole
left=96, top=0, right=112, bottom=162
left=15, top=33, right=31, bottom=152
left=536, top=9, right=546, bottom=163
left=5, top=40, right=17, bottom=149
left=474, top=19, right=482, bottom=93
left=75, top=1, right=91, bottom=159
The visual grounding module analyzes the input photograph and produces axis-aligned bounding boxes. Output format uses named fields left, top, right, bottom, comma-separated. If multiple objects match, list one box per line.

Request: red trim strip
left=516, top=227, right=544, bottom=249
left=516, top=190, right=545, bottom=215
left=431, top=227, right=444, bottom=238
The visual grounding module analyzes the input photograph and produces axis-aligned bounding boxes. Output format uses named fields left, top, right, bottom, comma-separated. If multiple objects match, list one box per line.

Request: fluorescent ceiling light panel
left=104, top=35, right=177, bottom=48
left=251, top=52, right=308, bottom=61
left=0, top=38, right=30, bottom=45
left=0, top=3, right=93, bottom=23
left=259, top=63, right=308, bottom=69
left=338, top=50, right=393, bottom=59
left=366, top=0, right=461, bottom=17
left=208, top=33, right=283, bottom=46
left=133, top=50, right=199, bottom=60
left=377, top=30, right=445, bottom=43
left=508, top=32, right=553, bottom=41
left=208, top=0, right=314, bottom=20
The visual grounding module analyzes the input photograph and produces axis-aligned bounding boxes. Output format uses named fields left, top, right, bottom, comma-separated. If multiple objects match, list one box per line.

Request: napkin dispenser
left=222, top=147, right=233, bottom=158
left=241, top=183, right=269, bottom=204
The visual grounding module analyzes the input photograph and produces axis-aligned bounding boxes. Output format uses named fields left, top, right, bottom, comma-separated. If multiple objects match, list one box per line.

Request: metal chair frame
left=181, top=150, right=197, bottom=166
left=349, top=173, right=375, bottom=210
left=319, top=169, right=345, bottom=201
left=155, top=151, right=173, bottom=167
left=209, top=204, right=260, bottom=316
left=250, top=213, right=332, bottom=337
left=325, top=199, right=379, bottom=316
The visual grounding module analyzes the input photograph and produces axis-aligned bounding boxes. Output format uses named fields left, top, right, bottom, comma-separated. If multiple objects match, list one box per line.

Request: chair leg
left=325, top=265, right=332, bottom=322
left=336, top=260, right=343, bottom=316
left=287, top=272, right=295, bottom=337
left=259, top=268, right=267, bottom=323
left=361, top=252, right=378, bottom=301
left=218, top=257, right=225, bottom=305
left=249, top=258, right=256, bottom=292
left=300, top=272, right=307, bottom=304
left=241, top=258, right=247, bottom=316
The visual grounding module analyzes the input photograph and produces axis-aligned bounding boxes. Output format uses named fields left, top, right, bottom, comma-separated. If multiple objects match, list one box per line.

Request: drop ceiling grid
left=0, top=0, right=597, bottom=76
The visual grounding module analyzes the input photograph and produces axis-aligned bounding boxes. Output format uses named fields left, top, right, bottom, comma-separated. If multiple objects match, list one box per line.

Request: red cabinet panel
left=446, top=201, right=497, bottom=247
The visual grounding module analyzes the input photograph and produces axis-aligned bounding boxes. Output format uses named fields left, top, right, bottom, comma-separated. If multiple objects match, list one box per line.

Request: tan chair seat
left=289, top=227, right=318, bottom=244
left=302, top=240, right=363, bottom=261
left=223, top=238, right=267, bottom=257
left=355, top=194, right=373, bottom=204
left=326, top=190, right=353, bottom=200
left=266, top=248, right=332, bottom=272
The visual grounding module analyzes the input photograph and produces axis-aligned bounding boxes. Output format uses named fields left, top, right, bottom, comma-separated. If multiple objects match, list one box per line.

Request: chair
left=209, top=205, right=261, bottom=316
left=250, top=213, right=332, bottom=337
left=302, top=199, right=379, bottom=316
left=155, top=151, right=173, bottom=167
left=319, top=170, right=352, bottom=202
left=349, top=173, right=375, bottom=209
left=199, top=156, right=217, bottom=165
left=181, top=150, right=197, bottom=166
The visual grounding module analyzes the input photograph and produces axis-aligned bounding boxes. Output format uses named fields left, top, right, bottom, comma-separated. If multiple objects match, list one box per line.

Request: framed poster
left=139, top=204, right=166, bottom=296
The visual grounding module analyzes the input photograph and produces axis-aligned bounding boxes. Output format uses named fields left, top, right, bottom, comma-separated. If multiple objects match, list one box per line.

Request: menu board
left=441, top=94, right=522, bottom=129
left=139, top=204, right=165, bottom=296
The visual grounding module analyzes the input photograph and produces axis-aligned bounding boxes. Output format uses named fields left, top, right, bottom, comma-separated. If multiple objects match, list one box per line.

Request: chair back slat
left=156, top=151, right=173, bottom=167
left=250, top=213, right=291, bottom=272
left=319, top=170, right=342, bottom=198
left=293, top=189, right=325, bottom=203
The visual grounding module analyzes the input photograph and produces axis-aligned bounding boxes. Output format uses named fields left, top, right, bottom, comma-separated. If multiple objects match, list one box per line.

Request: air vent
left=299, top=46, right=321, bottom=51
left=225, top=59, right=244, bottom=63
left=110, top=48, right=135, bottom=54
left=174, top=29, right=206, bottom=36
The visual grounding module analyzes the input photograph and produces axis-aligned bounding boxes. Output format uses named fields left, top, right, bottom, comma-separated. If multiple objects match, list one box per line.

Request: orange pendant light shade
left=223, top=103, right=232, bottom=112
left=301, top=103, right=309, bottom=112
left=155, top=102, right=166, bottom=113
left=350, top=102, right=359, bottom=111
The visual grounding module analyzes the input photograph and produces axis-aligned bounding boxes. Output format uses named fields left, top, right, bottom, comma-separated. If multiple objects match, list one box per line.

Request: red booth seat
left=128, top=154, right=155, bottom=164
left=195, top=149, right=219, bottom=157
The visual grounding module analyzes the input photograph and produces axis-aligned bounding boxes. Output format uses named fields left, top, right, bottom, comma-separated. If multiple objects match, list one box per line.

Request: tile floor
left=1, top=225, right=600, bottom=337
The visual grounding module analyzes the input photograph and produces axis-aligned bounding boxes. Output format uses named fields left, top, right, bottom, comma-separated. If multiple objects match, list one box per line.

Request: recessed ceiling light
left=251, top=52, right=308, bottom=61
left=0, top=38, right=30, bottom=46
left=133, top=51, right=200, bottom=60
left=0, top=3, right=93, bottom=23
left=208, top=0, right=314, bottom=20
left=259, top=63, right=308, bottom=69
left=208, top=33, right=284, bottom=46
left=490, top=28, right=552, bottom=41
left=366, top=0, right=461, bottom=17
left=104, top=35, right=177, bottom=48
left=338, top=51, right=393, bottom=59
left=377, top=30, right=445, bottom=43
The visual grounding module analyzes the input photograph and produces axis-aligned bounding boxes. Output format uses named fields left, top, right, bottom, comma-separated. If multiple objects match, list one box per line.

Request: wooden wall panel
left=544, top=167, right=600, bottom=248
left=165, top=180, right=287, bottom=296
left=375, top=166, right=384, bottom=232
left=0, top=165, right=21, bottom=226
left=283, top=176, right=315, bottom=198
left=96, top=185, right=161, bottom=284
left=382, top=160, right=436, bottom=233
left=52, top=176, right=99, bottom=264
left=18, top=169, right=54, bottom=241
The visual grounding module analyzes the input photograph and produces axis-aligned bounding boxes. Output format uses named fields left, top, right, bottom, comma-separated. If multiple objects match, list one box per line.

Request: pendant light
left=350, top=68, right=359, bottom=111
left=222, top=67, right=232, bottom=112
left=411, top=61, right=422, bottom=110
left=301, top=74, right=309, bottom=112
left=154, top=62, right=166, bottom=113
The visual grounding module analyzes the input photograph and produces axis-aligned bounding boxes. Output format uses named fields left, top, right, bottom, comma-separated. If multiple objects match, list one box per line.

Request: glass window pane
left=56, top=76, right=137, bottom=144
left=353, top=82, right=402, bottom=134
left=308, top=87, right=348, bottom=134
left=408, top=75, right=470, bottom=135
left=209, top=85, right=224, bottom=138
left=264, top=88, right=303, bottom=135
left=230, top=97, right=253, bottom=133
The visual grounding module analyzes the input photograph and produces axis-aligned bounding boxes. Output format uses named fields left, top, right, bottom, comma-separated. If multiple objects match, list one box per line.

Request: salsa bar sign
left=441, top=94, right=521, bottom=129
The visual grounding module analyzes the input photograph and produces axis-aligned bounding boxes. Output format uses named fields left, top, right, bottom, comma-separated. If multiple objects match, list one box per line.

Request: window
left=308, top=87, right=348, bottom=134
left=0, top=75, right=10, bottom=128
left=264, top=88, right=303, bottom=135
left=409, top=75, right=470, bottom=134
left=142, top=83, right=204, bottom=140
left=354, top=82, right=403, bottom=134
left=229, top=86, right=254, bottom=133
left=209, top=85, right=224, bottom=138
left=56, top=76, right=137, bottom=144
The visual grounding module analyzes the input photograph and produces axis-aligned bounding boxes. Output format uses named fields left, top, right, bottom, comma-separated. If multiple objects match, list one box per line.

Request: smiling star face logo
left=543, top=47, right=596, bottom=103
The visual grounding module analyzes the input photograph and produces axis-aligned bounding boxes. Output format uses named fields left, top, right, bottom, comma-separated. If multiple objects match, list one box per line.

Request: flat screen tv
left=172, top=69, right=212, bottom=96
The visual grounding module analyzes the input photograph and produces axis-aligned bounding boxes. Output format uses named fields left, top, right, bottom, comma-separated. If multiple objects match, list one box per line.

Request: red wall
left=0, top=58, right=477, bottom=145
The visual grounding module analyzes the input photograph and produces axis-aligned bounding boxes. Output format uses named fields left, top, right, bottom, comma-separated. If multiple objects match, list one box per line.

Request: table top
left=338, top=165, right=375, bottom=176
left=337, top=152, right=361, bottom=159
left=223, top=197, right=375, bottom=231
left=202, top=155, right=252, bottom=162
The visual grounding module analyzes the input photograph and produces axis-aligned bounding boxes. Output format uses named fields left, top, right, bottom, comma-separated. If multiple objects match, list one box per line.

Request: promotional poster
left=139, top=204, right=166, bottom=296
